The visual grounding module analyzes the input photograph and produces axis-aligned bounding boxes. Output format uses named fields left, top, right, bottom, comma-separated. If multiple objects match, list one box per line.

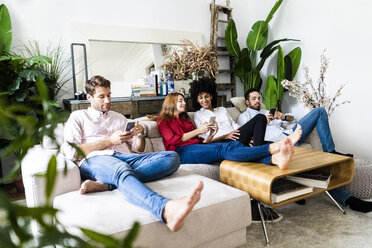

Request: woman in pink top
left=157, top=93, right=300, bottom=170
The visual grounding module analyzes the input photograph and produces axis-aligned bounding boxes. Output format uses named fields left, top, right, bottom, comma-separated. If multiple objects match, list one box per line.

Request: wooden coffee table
left=220, top=147, right=354, bottom=245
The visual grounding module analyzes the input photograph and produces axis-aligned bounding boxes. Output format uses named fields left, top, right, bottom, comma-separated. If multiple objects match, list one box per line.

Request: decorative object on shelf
left=160, top=40, right=218, bottom=80
left=282, top=50, right=350, bottom=117
left=225, top=0, right=299, bottom=94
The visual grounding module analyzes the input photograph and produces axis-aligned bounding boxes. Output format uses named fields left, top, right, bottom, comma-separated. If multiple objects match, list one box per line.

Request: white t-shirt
left=237, top=107, right=293, bottom=142
left=194, top=107, right=240, bottom=140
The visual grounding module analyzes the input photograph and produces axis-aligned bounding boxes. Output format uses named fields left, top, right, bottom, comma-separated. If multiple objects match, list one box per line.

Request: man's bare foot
left=271, top=137, right=294, bottom=170
left=79, top=180, right=110, bottom=194
left=269, top=125, right=301, bottom=154
left=288, top=124, right=302, bottom=145
left=162, top=181, right=204, bottom=232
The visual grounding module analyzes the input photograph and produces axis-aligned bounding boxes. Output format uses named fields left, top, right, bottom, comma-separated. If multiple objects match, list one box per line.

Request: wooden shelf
left=220, top=147, right=354, bottom=208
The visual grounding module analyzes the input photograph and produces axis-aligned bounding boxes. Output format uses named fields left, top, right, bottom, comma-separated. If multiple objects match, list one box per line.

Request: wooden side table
left=220, top=147, right=354, bottom=245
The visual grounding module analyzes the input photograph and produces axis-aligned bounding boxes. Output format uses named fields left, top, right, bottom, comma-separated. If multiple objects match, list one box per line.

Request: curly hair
left=189, top=77, right=218, bottom=110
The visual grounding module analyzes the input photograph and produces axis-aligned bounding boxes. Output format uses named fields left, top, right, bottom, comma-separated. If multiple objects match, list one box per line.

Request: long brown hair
left=158, top=92, right=191, bottom=124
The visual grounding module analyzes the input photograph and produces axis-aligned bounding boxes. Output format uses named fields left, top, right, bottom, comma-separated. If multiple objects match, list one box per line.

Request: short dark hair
left=189, top=77, right=218, bottom=110
left=244, top=88, right=260, bottom=100
left=85, top=75, right=111, bottom=96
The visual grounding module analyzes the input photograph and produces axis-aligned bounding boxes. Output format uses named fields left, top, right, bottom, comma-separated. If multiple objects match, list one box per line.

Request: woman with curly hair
left=190, top=77, right=269, bottom=146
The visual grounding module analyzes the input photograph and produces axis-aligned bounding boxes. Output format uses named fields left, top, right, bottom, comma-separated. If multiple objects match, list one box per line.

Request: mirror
left=70, top=23, right=203, bottom=97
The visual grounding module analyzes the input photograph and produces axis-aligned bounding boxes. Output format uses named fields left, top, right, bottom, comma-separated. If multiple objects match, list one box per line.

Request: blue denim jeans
left=176, top=141, right=272, bottom=165
left=292, top=108, right=351, bottom=204
left=80, top=151, right=180, bottom=221
left=292, top=107, right=335, bottom=152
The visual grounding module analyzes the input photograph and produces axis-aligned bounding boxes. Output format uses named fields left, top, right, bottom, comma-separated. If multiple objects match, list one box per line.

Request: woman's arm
left=182, top=122, right=211, bottom=141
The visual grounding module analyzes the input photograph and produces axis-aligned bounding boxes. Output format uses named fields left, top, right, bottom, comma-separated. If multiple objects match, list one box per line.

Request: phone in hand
left=269, top=108, right=276, bottom=116
left=124, top=121, right=136, bottom=132
left=208, top=116, right=216, bottom=123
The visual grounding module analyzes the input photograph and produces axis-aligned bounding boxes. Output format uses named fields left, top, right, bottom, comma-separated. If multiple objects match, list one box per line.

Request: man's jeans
left=80, top=151, right=180, bottom=221
left=292, top=108, right=351, bottom=204
left=292, top=107, right=335, bottom=152
left=176, top=141, right=272, bottom=165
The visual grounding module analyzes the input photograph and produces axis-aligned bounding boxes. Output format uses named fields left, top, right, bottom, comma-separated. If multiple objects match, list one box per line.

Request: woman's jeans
left=80, top=151, right=180, bottom=221
left=292, top=108, right=350, bottom=204
left=176, top=141, right=272, bottom=165
left=292, top=107, right=335, bottom=152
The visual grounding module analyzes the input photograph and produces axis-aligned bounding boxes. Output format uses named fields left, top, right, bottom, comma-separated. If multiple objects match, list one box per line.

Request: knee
left=314, top=107, right=327, bottom=115
left=163, top=151, right=180, bottom=171
left=256, top=114, right=267, bottom=124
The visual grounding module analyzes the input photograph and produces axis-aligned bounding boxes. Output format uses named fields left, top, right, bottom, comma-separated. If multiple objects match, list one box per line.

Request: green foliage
left=225, top=0, right=300, bottom=95
left=264, top=46, right=302, bottom=110
left=0, top=78, right=140, bottom=247
left=20, top=40, right=73, bottom=102
left=0, top=4, right=12, bottom=53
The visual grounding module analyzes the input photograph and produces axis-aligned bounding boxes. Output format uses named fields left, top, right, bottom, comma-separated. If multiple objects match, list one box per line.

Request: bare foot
left=162, top=181, right=204, bottom=232
left=271, top=137, right=294, bottom=170
left=79, top=180, right=110, bottom=194
left=269, top=125, right=302, bottom=154
left=288, top=124, right=302, bottom=145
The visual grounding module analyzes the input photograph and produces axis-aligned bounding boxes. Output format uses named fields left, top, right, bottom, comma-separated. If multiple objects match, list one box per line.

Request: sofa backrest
left=44, top=107, right=241, bottom=154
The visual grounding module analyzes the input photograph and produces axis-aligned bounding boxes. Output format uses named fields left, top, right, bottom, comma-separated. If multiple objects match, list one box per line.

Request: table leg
left=257, top=202, right=271, bottom=246
left=325, top=191, right=346, bottom=215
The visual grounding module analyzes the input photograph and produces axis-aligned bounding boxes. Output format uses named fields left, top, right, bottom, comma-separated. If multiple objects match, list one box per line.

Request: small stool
left=344, top=159, right=372, bottom=199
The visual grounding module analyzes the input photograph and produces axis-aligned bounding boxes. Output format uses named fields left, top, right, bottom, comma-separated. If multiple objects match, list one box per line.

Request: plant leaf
left=25, top=55, right=51, bottom=66
left=19, top=67, right=46, bottom=82
left=277, top=46, right=285, bottom=100
left=234, top=48, right=252, bottom=79
left=121, top=222, right=140, bottom=248
left=286, top=47, right=302, bottom=80
left=264, top=76, right=278, bottom=109
left=284, top=55, right=292, bottom=80
left=225, top=19, right=241, bottom=58
left=45, top=155, right=57, bottom=202
left=264, top=0, right=284, bottom=24
left=0, top=4, right=12, bottom=53
left=81, top=228, right=119, bottom=248
left=247, top=21, right=268, bottom=51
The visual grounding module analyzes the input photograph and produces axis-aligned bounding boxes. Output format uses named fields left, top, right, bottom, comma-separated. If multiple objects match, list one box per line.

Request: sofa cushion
left=53, top=172, right=250, bottom=247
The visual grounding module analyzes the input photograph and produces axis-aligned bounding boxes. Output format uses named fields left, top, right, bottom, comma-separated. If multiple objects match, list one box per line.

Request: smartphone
left=269, top=108, right=276, bottom=116
left=208, top=116, right=216, bottom=123
left=124, top=122, right=136, bottom=132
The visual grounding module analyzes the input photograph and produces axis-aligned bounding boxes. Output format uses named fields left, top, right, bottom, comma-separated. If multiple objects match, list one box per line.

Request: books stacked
left=271, top=178, right=313, bottom=203
left=287, top=172, right=331, bottom=189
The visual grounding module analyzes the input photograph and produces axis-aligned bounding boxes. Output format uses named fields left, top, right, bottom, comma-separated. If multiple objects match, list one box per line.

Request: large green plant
left=0, top=4, right=12, bottom=53
left=264, top=46, right=302, bottom=110
left=225, top=0, right=298, bottom=93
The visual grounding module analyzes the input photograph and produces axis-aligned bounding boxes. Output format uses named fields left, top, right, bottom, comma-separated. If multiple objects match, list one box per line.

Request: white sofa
left=21, top=107, right=321, bottom=247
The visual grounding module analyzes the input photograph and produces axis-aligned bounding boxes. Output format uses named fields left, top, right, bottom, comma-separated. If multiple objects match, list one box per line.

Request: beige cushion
left=230, top=97, right=247, bottom=112
left=54, top=172, right=251, bottom=247
left=226, top=107, right=241, bottom=122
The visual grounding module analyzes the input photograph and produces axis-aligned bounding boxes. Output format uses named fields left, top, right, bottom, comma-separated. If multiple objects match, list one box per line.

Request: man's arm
left=78, top=130, right=131, bottom=158
left=131, top=122, right=146, bottom=152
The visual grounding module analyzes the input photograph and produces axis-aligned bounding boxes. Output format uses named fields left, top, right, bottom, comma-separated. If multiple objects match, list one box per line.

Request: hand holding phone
left=208, top=116, right=216, bottom=123
left=124, top=121, right=136, bottom=132
left=269, top=108, right=276, bottom=116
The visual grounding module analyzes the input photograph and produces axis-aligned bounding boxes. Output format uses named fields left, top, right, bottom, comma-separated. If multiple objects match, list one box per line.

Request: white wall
left=4, top=0, right=372, bottom=160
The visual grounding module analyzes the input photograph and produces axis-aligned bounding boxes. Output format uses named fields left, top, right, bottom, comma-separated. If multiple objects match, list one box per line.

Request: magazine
left=271, top=178, right=313, bottom=203
left=286, top=172, right=331, bottom=189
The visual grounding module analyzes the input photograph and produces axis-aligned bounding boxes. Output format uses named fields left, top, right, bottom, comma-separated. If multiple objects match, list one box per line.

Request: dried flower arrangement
left=160, top=40, right=218, bottom=80
left=281, top=50, right=350, bottom=117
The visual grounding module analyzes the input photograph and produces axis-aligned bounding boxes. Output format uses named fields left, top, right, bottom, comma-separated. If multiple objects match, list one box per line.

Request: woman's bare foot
left=269, top=125, right=302, bottom=154
left=162, top=181, right=204, bottom=232
left=288, top=124, right=302, bottom=145
left=80, top=180, right=110, bottom=194
left=271, top=137, right=294, bottom=170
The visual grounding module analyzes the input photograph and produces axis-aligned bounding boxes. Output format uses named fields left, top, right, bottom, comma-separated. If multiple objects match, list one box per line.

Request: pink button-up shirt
left=61, top=107, right=138, bottom=166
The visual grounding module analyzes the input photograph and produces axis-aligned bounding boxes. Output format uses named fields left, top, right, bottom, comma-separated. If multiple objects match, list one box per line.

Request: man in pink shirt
left=61, top=75, right=203, bottom=232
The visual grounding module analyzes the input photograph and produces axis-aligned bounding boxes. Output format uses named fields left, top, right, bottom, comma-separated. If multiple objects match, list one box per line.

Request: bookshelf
left=220, top=147, right=354, bottom=208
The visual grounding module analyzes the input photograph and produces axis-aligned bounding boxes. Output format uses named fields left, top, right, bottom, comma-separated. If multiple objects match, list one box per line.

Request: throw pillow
left=230, top=97, right=246, bottom=112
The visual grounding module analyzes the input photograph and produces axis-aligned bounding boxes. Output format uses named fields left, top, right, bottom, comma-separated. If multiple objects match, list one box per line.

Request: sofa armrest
left=21, top=145, right=81, bottom=208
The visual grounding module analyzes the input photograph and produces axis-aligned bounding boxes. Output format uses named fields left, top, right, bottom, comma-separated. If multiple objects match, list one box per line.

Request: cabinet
left=63, top=95, right=226, bottom=118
